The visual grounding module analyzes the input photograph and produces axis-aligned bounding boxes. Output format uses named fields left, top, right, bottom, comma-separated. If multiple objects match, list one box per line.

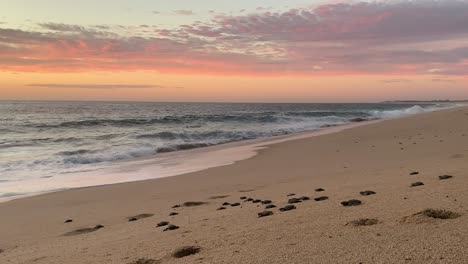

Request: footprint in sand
left=128, top=214, right=154, bottom=222
left=63, top=224, right=104, bottom=236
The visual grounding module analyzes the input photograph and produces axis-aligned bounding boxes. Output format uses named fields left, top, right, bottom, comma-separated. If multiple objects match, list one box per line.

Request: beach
left=0, top=105, right=467, bottom=263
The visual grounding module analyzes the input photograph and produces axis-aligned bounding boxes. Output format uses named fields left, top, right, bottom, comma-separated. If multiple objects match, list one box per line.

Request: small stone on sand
left=341, top=199, right=362, bottom=206
left=156, top=221, right=169, bottom=227
left=314, top=196, right=329, bottom=201
left=439, top=175, right=453, bottom=180
left=279, top=205, right=296, bottom=211
left=410, top=182, right=424, bottom=187
left=163, top=224, right=179, bottom=231
left=360, top=190, right=376, bottom=196
left=288, top=198, right=302, bottom=204
left=258, top=211, right=274, bottom=218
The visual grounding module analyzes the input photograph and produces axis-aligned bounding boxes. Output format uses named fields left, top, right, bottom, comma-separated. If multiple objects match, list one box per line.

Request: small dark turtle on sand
left=156, top=221, right=169, bottom=227
left=246, top=198, right=253, bottom=202
left=217, top=206, right=226, bottom=210
left=258, top=211, right=274, bottom=218
left=172, top=205, right=181, bottom=208
left=222, top=202, right=230, bottom=206
left=64, top=219, right=73, bottom=223
left=315, top=188, right=325, bottom=192
left=439, top=175, right=453, bottom=180
left=341, top=199, right=362, bottom=206
left=240, top=196, right=247, bottom=200
left=169, top=212, right=179, bottom=216
left=288, top=198, right=302, bottom=204
left=94, top=224, right=104, bottom=229
left=314, top=196, right=329, bottom=202
left=128, top=214, right=154, bottom=222
left=280, top=205, right=296, bottom=212
left=410, top=182, right=424, bottom=187
left=163, top=224, right=179, bottom=231
left=265, top=204, right=276, bottom=209
left=261, top=200, right=272, bottom=204
left=299, top=196, right=310, bottom=201
left=172, top=246, right=201, bottom=258
left=287, top=193, right=296, bottom=197
left=360, top=191, right=376, bottom=196
left=231, top=203, right=241, bottom=207
left=252, top=199, right=262, bottom=203
left=410, top=172, right=419, bottom=175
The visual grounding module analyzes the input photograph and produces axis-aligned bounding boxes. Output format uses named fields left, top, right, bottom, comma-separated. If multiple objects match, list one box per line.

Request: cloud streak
left=27, top=84, right=169, bottom=89
left=0, top=1, right=467, bottom=76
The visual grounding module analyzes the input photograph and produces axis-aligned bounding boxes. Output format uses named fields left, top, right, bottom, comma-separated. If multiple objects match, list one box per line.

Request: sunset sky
left=1, top=0, right=467, bottom=102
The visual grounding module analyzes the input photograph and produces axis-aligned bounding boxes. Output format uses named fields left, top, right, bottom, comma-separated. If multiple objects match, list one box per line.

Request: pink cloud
left=0, top=1, right=467, bottom=76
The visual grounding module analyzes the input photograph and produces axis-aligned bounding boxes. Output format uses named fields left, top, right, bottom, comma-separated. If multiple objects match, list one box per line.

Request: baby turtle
left=252, top=199, right=262, bottom=203
left=261, top=200, right=272, bottom=204
left=156, top=221, right=169, bottom=227
left=287, top=193, right=296, bottom=197
left=172, top=204, right=181, bottom=209
left=258, top=211, right=274, bottom=218
left=341, top=199, right=362, bottom=206
left=280, top=205, right=296, bottom=212
left=64, top=219, right=73, bottom=223
left=314, top=196, right=329, bottom=202
left=231, top=203, right=241, bottom=207
left=299, top=196, right=310, bottom=201
left=163, top=224, right=179, bottom=231
left=240, top=196, right=247, bottom=200
left=288, top=198, right=302, bottom=204
left=439, top=175, right=453, bottom=180
left=222, top=202, right=231, bottom=206
left=169, top=212, right=179, bottom=216
left=246, top=198, right=254, bottom=202
left=315, top=188, right=325, bottom=192
left=410, top=182, right=424, bottom=187
left=410, top=171, right=419, bottom=175
left=217, top=206, right=226, bottom=211
left=265, top=204, right=277, bottom=209
left=360, top=190, right=376, bottom=196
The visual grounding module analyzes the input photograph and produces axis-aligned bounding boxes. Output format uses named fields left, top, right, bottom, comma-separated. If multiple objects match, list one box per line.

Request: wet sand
left=0, top=106, right=467, bottom=263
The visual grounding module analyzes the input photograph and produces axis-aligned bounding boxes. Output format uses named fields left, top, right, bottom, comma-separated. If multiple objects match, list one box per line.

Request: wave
left=369, top=105, right=446, bottom=119
left=63, top=147, right=156, bottom=164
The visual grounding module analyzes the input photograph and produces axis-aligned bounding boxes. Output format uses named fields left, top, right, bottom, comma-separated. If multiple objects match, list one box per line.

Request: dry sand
left=0, top=106, right=467, bottom=264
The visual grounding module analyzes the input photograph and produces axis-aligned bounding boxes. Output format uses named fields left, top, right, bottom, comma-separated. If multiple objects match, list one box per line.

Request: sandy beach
left=0, top=106, right=467, bottom=264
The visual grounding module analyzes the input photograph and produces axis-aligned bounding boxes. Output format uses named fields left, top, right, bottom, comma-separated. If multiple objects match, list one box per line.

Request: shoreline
left=0, top=104, right=459, bottom=204
left=0, top=105, right=467, bottom=263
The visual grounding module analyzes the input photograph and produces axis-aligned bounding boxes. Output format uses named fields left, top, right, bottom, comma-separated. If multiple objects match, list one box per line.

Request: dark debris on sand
left=128, top=214, right=154, bottom=222
left=258, top=211, right=274, bottom=218
left=163, top=224, right=180, bottom=231
left=341, top=199, right=362, bottom=206
left=128, top=258, right=160, bottom=264
left=347, top=218, right=379, bottom=226
left=314, top=196, right=329, bottom=202
left=439, top=175, right=453, bottom=180
left=410, top=182, right=424, bottom=187
left=279, top=205, right=296, bottom=212
left=63, top=224, right=104, bottom=236
left=156, top=221, right=169, bottom=227
left=172, top=246, right=201, bottom=258
left=360, top=190, right=376, bottom=196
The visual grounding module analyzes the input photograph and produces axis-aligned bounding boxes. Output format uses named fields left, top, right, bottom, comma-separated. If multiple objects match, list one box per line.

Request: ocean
left=0, top=101, right=453, bottom=201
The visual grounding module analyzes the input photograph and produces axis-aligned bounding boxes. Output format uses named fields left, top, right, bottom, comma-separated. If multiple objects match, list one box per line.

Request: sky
left=0, top=0, right=467, bottom=102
